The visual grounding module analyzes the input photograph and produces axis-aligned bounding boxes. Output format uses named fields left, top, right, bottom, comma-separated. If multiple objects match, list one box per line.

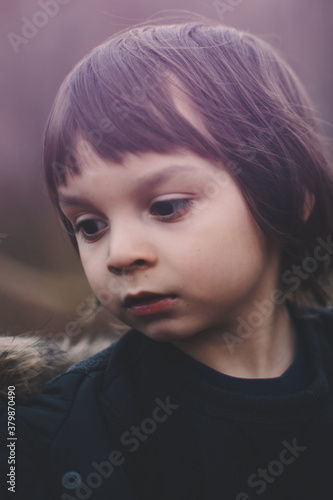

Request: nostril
left=135, top=259, right=147, bottom=267
left=108, top=259, right=148, bottom=275
left=108, top=265, right=123, bottom=276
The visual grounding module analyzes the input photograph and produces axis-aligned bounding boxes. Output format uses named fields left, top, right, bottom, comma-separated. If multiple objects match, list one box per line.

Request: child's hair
left=43, top=18, right=333, bottom=305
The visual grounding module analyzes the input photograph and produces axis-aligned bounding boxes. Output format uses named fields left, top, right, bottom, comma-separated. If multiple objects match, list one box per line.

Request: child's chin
left=137, top=322, right=197, bottom=343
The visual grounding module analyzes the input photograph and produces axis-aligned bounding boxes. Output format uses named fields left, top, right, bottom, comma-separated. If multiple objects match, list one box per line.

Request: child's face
left=58, top=146, right=281, bottom=342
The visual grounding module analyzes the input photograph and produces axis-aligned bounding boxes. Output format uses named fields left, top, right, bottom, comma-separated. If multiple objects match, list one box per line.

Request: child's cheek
left=79, top=251, right=104, bottom=291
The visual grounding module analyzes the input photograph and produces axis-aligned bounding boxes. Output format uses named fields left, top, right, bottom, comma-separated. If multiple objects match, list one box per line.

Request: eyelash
left=73, top=198, right=194, bottom=242
left=150, top=198, right=193, bottom=221
left=73, top=220, right=107, bottom=242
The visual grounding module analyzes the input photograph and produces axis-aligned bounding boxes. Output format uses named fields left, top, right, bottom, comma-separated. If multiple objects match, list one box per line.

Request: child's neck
left=171, top=304, right=297, bottom=379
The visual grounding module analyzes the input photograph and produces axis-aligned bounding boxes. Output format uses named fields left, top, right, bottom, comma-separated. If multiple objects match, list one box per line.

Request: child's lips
left=124, top=292, right=177, bottom=316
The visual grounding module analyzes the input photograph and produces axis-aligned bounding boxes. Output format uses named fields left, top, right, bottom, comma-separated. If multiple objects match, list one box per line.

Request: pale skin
left=58, top=142, right=297, bottom=380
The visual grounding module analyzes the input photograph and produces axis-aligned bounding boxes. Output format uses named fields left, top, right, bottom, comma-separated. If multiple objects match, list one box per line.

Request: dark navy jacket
left=1, top=302, right=333, bottom=500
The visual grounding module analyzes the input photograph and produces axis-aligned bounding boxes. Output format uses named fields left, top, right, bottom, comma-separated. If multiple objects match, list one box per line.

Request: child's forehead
left=71, top=142, right=220, bottom=177
left=57, top=145, right=226, bottom=201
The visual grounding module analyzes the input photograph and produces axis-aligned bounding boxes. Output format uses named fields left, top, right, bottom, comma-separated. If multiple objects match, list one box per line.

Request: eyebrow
left=58, top=196, right=95, bottom=208
left=58, top=164, right=199, bottom=208
left=135, top=164, right=198, bottom=189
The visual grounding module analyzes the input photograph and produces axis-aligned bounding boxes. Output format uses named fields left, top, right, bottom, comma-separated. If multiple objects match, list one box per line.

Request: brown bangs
left=43, top=21, right=333, bottom=305
left=43, top=29, right=226, bottom=198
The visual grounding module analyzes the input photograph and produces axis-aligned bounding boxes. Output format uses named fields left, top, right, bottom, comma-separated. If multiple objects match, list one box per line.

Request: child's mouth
left=124, top=292, right=177, bottom=316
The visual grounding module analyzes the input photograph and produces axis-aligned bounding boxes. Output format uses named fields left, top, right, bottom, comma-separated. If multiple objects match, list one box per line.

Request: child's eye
left=150, top=199, right=193, bottom=221
left=74, top=219, right=107, bottom=241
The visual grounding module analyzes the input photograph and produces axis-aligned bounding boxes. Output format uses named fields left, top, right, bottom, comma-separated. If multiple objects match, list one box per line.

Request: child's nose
left=106, top=224, right=157, bottom=275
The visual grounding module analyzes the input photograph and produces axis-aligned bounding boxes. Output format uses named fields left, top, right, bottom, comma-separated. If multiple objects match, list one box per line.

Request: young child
left=1, top=18, right=333, bottom=500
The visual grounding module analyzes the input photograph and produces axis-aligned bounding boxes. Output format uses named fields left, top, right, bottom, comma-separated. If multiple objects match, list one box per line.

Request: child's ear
left=303, top=191, right=315, bottom=221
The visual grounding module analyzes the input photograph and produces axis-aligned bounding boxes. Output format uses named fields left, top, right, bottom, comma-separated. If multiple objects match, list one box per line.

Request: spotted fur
left=0, top=335, right=112, bottom=403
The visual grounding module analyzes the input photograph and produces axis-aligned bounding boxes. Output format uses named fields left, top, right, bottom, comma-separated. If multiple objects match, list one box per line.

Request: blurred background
left=1, top=0, right=332, bottom=341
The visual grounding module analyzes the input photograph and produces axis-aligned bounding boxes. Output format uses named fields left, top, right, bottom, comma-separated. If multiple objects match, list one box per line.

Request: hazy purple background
left=1, top=0, right=332, bottom=337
